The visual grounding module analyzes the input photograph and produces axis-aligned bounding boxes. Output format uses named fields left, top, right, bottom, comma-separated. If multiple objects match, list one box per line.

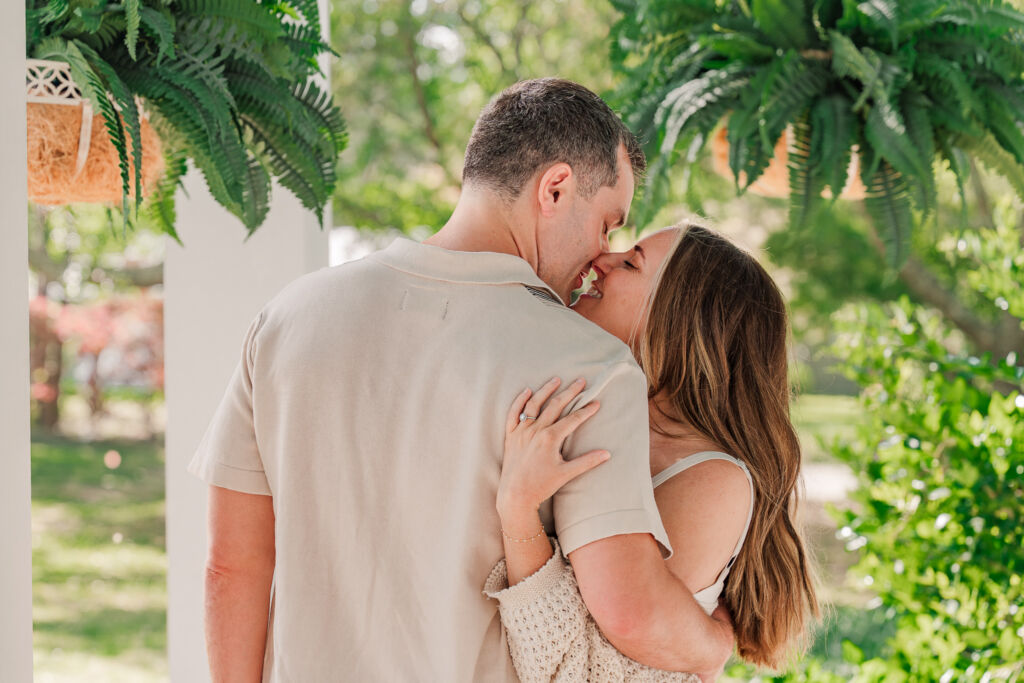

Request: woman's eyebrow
left=633, top=244, right=645, bottom=262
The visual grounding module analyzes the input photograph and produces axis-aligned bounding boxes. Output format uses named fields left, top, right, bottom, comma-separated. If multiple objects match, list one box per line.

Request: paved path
left=802, top=462, right=858, bottom=503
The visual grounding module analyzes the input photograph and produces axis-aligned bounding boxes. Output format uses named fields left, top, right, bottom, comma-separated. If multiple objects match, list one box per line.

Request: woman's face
left=572, top=228, right=679, bottom=346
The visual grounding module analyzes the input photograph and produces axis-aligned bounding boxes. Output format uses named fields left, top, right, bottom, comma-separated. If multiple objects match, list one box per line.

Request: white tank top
left=651, top=451, right=755, bottom=615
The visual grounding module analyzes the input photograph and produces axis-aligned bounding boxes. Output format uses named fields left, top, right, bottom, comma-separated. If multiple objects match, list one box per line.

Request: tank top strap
left=652, top=450, right=756, bottom=571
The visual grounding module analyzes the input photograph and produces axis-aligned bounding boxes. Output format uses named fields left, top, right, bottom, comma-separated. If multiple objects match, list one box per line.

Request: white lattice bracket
left=26, top=58, right=82, bottom=104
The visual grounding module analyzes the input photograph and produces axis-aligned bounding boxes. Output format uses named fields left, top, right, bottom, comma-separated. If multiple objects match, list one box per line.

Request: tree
left=27, top=204, right=165, bottom=430
left=329, top=0, right=619, bottom=233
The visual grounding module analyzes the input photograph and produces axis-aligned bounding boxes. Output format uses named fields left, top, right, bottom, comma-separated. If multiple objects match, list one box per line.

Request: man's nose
left=592, top=252, right=619, bottom=272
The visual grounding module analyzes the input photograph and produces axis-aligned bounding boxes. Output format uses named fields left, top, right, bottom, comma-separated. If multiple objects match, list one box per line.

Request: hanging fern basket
left=708, top=125, right=866, bottom=200
left=26, top=59, right=164, bottom=206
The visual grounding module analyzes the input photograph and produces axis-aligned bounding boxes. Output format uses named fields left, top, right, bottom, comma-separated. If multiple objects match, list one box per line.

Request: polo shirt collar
left=370, top=238, right=567, bottom=306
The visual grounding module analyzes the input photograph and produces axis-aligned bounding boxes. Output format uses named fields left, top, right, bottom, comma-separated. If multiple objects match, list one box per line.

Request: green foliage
left=822, top=220, right=1024, bottom=680
left=329, top=0, right=619, bottom=234
left=611, top=0, right=1024, bottom=267
left=27, top=0, right=346, bottom=234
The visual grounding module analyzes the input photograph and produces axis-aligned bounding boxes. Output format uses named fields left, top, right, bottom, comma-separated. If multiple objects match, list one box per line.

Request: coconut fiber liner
left=27, top=101, right=164, bottom=205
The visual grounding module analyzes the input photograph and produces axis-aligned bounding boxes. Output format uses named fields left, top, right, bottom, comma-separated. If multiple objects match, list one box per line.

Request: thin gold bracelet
left=501, top=528, right=547, bottom=543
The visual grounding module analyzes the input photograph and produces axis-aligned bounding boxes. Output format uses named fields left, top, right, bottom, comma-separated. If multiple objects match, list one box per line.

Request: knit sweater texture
left=483, top=539, right=701, bottom=683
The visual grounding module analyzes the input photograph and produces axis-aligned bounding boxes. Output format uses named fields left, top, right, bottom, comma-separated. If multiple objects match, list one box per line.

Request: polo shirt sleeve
left=553, top=361, right=672, bottom=558
left=187, top=311, right=272, bottom=496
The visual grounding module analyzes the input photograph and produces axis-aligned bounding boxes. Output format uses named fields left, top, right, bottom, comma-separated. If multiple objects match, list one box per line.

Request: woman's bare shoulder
left=653, top=455, right=752, bottom=592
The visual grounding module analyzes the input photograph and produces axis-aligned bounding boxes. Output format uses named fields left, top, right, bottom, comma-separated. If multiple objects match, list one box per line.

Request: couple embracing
left=189, top=78, right=818, bottom=682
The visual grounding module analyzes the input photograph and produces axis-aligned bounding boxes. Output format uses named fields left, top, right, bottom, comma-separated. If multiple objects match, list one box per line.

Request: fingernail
left=573, top=378, right=585, bottom=386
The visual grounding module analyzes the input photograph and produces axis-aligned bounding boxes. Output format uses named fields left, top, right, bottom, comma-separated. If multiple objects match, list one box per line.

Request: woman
left=484, top=225, right=819, bottom=680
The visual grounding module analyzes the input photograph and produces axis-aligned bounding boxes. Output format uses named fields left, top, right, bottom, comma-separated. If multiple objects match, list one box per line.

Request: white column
left=165, top=2, right=330, bottom=678
left=0, top=5, right=34, bottom=682
left=164, top=175, right=328, bottom=682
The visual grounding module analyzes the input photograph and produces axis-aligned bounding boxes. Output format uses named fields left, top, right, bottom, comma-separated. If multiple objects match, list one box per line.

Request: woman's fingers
left=506, top=387, right=533, bottom=434
left=547, top=401, right=601, bottom=443
left=559, top=449, right=611, bottom=486
left=535, top=378, right=586, bottom=429
left=519, top=377, right=562, bottom=424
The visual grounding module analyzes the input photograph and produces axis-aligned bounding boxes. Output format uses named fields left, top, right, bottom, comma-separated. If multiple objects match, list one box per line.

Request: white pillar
left=0, top=5, right=34, bottom=683
left=164, top=175, right=328, bottom=681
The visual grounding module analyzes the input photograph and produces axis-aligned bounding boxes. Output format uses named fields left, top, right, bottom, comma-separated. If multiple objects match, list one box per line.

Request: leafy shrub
left=825, top=211, right=1024, bottom=681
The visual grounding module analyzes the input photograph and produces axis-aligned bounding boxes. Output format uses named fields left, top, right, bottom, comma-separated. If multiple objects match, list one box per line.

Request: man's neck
left=424, top=189, right=535, bottom=267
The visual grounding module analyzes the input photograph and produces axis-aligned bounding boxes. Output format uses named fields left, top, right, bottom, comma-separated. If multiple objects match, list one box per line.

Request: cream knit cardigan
left=483, top=539, right=701, bottom=683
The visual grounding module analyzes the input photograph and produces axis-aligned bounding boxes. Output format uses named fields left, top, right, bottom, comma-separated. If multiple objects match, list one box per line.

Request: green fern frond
left=729, top=56, right=829, bottom=190
left=126, top=62, right=247, bottom=208
left=983, top=91, right=1024, bottom=168
left=74, top=13, right=128, bottom=52
left=864, top=100, right=935, bottom=214
left=41, top=0, right=70, bottom=23
left=655, top=66, right=751, bottom=157
left=921, top=26, right=1024, bottom=81
left=829, top=32, right=892, bottom=110
left=810, top=94, right=857, bottom=200
left=913, top=53, right=982, bottom=118
left=757, top=58, right=830, bottom=148
left=862, top=160, right=914, bottom=268
left=938, top=138, right=970, bottom=228
left=284, top=0, right=322, bottom=27
left=176, top=0, right=284, bottom=43
left=242, top=117, right=329, bottom=224
left=224, top=60, right=340, bottom=169
left=78, top=39, right=145, bottom=221
left=291, top=79, right=348, bottom=153
left=143, top=141, right=189, bottom=241
left=901, top=0, right=1024, bottom=34
left=124, top=0, right=140, bottom=60
left=752, top=0, right=813, bottom=49
left=789, top=115, right=826, bottom=229
left=239, top=155, right=272, bottom=233
left=282, top=22, right=337, bottom=65
left=857, top=0, right=899, bottom=50
left=138, top=5, right=176, bottom=63
left=702, top=31, right=775, bottom=61
left=953, top=131, right=1024, bottom=198
left=899, top=90, right=937, bottom=215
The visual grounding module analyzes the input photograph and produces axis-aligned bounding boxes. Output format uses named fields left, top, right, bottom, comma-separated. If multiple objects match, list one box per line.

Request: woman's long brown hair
left=638, top=224, right=820, bottom=669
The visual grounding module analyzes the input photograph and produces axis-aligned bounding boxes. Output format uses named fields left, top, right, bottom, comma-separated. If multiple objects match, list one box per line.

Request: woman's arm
left=496, top=377, right=608, bottom=585
left=488, top=379, right=732, bottom=682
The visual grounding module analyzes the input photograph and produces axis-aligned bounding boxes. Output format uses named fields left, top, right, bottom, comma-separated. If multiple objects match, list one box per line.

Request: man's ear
left=536, top=162, right=574, bottom=217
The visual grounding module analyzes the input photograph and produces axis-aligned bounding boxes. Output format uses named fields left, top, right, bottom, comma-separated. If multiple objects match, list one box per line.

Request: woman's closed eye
left=623, top=259, right=638, bottom=270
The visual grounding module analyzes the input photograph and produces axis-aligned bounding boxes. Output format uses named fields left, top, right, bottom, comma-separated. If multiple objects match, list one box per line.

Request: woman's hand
left=497, top=377, right=611, bottom=522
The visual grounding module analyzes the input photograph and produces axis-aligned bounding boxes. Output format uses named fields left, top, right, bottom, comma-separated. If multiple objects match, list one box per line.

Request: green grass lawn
left=32, top=435, right=167, bottom=683
left=793, top=393, right=862, bottom=463
left=27, top=393, right=865, bottom=680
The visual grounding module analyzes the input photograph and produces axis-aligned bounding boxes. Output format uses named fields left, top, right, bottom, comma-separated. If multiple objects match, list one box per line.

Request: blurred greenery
left=32, top=435, right=166, bottom=683
left=327, top=0, right=1023, bottom=381
left=792, top=394, right=861, bottom=463
left=25, top=0, right=1024, bottom=680
left=730, top=207, right=1024, bottom=682
left=330, top=0, right=619, bottom=234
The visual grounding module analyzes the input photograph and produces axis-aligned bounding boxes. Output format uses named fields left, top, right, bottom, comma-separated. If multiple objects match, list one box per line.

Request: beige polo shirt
left=189, top=238, right=671, bottom=682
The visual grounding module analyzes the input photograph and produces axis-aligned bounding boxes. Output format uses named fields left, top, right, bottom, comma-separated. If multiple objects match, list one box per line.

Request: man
left=190, top=78, right=733, bottom=681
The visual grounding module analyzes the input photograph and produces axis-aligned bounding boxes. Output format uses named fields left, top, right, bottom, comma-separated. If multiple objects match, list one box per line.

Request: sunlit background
left=26, top=0, right=1024, bottom=680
